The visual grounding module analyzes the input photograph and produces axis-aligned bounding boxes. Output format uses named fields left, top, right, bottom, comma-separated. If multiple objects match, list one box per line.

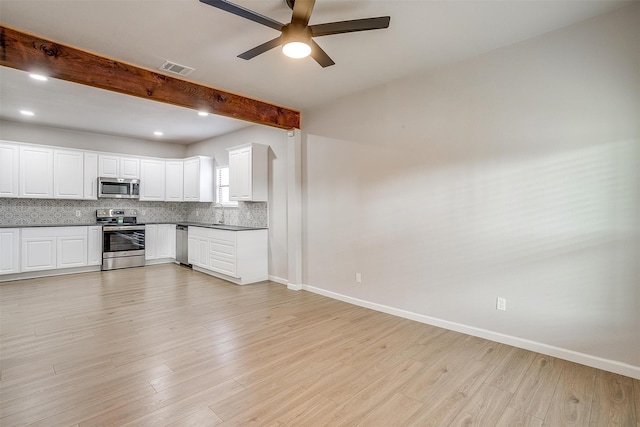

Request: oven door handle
left=103, top=225, right=146, bottom=231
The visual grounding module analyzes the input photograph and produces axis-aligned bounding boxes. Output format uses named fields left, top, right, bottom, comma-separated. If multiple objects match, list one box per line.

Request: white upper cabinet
left=53, top=149, right=84, bottom=199
left=165, top=160, right=184, bottom=202
left=140, top=158, right=166, bottom=201
left=98, top=154, right=119, bottom=178
left=121, top=156, right=140, bottom=179
left=183, top=156, right=214, bottom=202
left=227, top=143, right=268, bottom=202
left=99, top=154, right=140, bottom=179
left=0, top=141, right=19, bottom=198
left=84, top=152, right=99, bottom=200
left=19, top=145, right=53, bottom=198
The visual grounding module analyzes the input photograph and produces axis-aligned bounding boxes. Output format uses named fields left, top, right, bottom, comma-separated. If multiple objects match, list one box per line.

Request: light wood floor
left=1, top=264, right=638, bottom=426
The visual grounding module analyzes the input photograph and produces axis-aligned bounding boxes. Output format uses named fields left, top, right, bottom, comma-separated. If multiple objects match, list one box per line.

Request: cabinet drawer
left=209, top=239, right=236, bottom=257
left=209, top=257, right=237, bottom=277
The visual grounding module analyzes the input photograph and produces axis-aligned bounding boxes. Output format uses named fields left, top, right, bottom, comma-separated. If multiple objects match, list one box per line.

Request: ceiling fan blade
left=309, top=40, right=335, bottom=68
left=310, top=16, right=390, bottom=37
left=238, top=36, right=283, bottom=60
left=199, top=0, right=284, bottom=31
left=291, top=0, right=315, bottom=26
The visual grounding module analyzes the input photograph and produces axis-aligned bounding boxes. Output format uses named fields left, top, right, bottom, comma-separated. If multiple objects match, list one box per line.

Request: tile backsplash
left=0, top=199, right=268, bottom=228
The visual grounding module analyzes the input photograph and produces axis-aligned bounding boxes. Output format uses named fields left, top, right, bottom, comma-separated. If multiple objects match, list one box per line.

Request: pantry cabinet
left=0, top=141, right=19, bottom=198
left=227, top=143, right=268, bottom=202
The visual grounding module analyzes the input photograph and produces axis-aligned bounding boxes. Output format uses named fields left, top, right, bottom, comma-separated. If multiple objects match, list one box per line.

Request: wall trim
left=268, top=275, right=288, bottom=286
left=287, top=283, right=303, bottom=291
left=302, top=284, right=640, bottom=380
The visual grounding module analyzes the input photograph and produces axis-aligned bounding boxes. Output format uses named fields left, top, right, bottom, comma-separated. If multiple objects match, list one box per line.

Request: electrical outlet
left=355, top=273, right=362, bottom=283
left=246, top=212, right=251, bottom=220
left=75, top=210, right=81, bottom=217
left=496, top=297, right=507, bottom=311
left=196, top=211, right=199, bottom=216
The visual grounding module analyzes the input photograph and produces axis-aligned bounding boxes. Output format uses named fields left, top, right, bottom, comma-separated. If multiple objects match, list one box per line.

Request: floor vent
left=159, top=61, right=195, bottom=77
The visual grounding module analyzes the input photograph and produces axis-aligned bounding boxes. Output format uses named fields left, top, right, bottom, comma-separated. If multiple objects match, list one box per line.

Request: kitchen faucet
left=213, top=202, right=225, bottom=224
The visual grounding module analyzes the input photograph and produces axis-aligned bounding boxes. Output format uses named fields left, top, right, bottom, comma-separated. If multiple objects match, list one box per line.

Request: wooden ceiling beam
left=0, top=25, right=301, bottom=130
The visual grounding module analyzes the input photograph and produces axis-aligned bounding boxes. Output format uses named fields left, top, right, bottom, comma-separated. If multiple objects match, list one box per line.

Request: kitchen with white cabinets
left=0, top=138, right=271, bottom=284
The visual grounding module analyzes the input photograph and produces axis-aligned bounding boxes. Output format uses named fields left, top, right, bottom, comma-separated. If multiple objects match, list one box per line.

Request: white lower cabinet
left=0, top=228, right=20, bottom=275
left=188, top=226, right=267, bottom=285
left=87, top=226, right=102, bottom=266
left=145, top=224, right=176, bottom=262
left=21, top=227, right=88, bottom=272
left=158, top=224, right=176, bottom=259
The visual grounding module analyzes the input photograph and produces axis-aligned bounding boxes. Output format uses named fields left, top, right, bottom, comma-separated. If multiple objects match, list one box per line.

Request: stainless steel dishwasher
left=175, top=225, right=190, bottom=266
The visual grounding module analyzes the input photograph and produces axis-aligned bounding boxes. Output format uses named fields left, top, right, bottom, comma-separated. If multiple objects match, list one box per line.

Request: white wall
left=188, top=126, right=290, bottom=283
left=303, top=4, right=640, bottom=376
left=0, top=119, right=188, bottom=158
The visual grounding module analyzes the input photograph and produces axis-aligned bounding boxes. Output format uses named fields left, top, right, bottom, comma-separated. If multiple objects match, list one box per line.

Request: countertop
left=174, top=222, right=267, bottom=231
left=0, top=223, right=98, bottom=228
left=0, top=222, right=267, bottom=231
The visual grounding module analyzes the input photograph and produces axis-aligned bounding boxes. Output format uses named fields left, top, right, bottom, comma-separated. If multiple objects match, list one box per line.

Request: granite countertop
left=174, top=222, right=267, bottom=231
left=0, top=223, right=97, bottom=228
left=1, top=222, right=267, bottom=231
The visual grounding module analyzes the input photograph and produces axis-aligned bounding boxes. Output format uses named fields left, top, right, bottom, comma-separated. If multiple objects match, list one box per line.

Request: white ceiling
left=0, top=0, right=631, bottom=144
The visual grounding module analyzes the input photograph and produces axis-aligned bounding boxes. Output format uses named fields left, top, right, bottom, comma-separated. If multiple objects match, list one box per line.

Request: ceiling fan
left=199, top=0, right=391, bottom=67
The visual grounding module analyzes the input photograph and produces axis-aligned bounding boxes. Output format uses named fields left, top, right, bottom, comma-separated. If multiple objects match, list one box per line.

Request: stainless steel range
left=97, top=209, right=145, bottom=271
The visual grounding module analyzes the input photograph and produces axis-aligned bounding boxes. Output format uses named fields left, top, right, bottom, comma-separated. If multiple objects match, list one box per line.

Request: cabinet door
left=0, top=228, right=20, bottom=275
left=98, top=154, right=120, bottom=178
left=188, top=236, right=198, bottom=265
left=183, top=158, right=199, bottom=201
left=87, top=226, right=102, bottom=266
left=157, top=224, right=176, bottom=259
left=237, top=147, right=252, bottom=200
left=20, top=146, right=53, bottom=198
left=145, top=224, right=158, bottom=260
left=84, top=152, right=99, bottom=200
left=54, top=149, right=84, bottom=199
left=165, top=161, right=184, bottom=201
left=140, top=159, right=166, bottom=201
left=228, top=150, right=240, bottom=201
left=57, top=234, right=88, bottom=268
left=120, top=157, right=140, bottom=179
left=22, top=236, right=56, bottom=272
left=197, top=237, right=209, bottom=267
left=0, top=142, right=19, bottom=198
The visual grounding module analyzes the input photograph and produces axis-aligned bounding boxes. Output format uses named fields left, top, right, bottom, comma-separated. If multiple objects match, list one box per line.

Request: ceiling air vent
left=159, top=61, right=195, bottom=77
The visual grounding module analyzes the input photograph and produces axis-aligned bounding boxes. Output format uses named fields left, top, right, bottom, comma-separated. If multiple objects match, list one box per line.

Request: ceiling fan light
left=282, top=41, right=311, bottom=59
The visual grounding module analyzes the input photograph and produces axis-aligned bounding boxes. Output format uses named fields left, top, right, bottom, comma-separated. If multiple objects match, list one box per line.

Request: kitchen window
left=216, top=166, right=238, bottom=206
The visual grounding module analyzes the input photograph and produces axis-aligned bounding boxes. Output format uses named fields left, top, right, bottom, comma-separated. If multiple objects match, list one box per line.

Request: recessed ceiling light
left=154, top=131, right=163, bottom=136
left=29, top=74, right=48, bottom=81
left=20, top=110, right=35, bottom=116
left=198, top=111, right=209, bottom=117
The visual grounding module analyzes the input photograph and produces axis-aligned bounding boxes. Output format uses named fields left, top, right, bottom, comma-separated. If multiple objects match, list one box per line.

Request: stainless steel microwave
left=98, top=177, right=140, bottom=199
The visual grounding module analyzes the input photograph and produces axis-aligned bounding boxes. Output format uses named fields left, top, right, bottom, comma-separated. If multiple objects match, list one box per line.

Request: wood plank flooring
left=1, top=264, right=638, bottom=426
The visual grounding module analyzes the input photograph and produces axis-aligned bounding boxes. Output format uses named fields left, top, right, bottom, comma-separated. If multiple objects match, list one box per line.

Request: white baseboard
left=268, top=275, right=288, bottom=286
left=302, top=284, right=640, bottom=380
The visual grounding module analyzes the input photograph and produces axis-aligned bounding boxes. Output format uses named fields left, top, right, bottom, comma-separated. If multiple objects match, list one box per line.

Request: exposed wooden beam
left=0, top=25, right=301, bottom=130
